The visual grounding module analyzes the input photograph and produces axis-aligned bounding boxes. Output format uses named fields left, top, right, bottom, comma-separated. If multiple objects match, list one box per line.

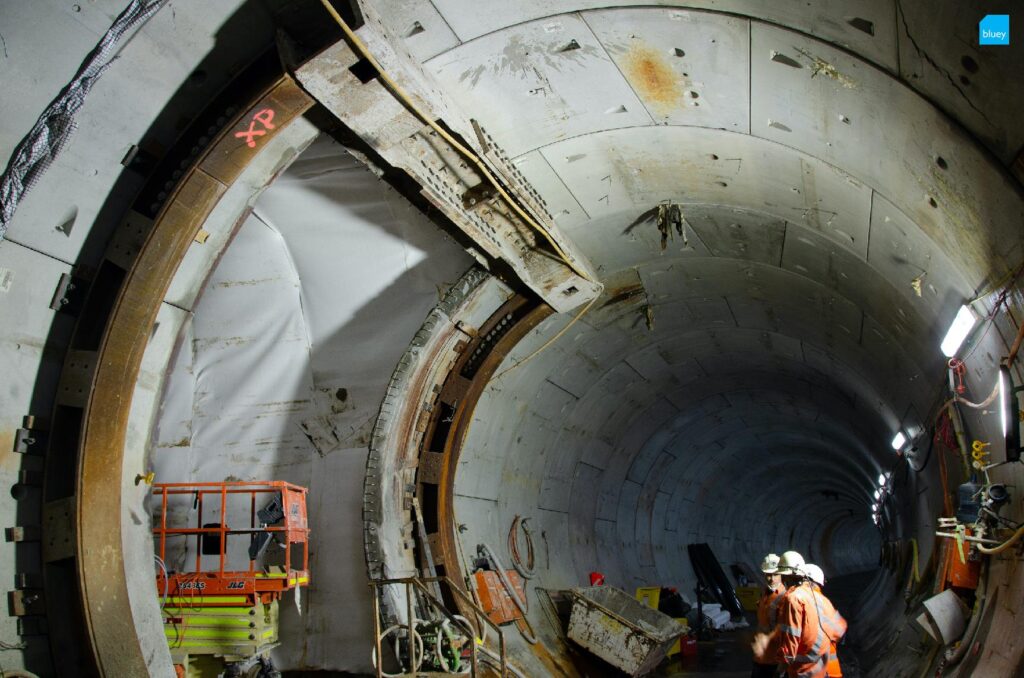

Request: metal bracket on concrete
left=8, top=590, right=45, bottom=617
left=49, top=272, right=88, bottom=315
left=43, top=498, right=75, bottom=563
left=4, top=527, right=41, bottom=543
left=105, top=210, right=155, bottom=271
left=13, top=415, right=47, bottom=455
left=56, top=350, right=97, bottom=408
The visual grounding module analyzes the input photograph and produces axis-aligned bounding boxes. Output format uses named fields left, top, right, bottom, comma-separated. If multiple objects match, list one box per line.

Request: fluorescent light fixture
left=940, top=305, right=978, bottom=357
left=891, top=431, right=907, bottom=450
left=877, top=473, right=886, bottom=485
left=874, top=489, right=882, bottom=500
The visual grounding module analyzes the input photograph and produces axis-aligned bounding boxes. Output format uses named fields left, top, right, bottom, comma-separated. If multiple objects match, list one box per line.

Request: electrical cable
left=507, top=516, right=535, bottom=580
left=479, top=543, right=538, bottom=644
left=154, top=554, right=169, bottom=608
left=437, top=617, right=472, bottom=674
left=371, top=624, right=424, bottom=677
left=907, top=426, right=934, bottom=473
left=961, top=260, right=1024, bottom=363
left=1006, top=319, right=1024, bottom=368
left=317, top=0, right=605, bottom=376
left=316, top=0, right=594, bottom=285
left=945, top=402, right=972, bottom=478
left=493, top=293, right=601, bottom=379
left=975, top=523, right=1024, bottom=554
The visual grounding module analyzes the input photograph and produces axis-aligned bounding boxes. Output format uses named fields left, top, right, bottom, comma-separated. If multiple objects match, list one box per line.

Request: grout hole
left=961, top=55, right=979, bottom=74
left=936, top=156, right=948, bottom=170
left=927, top=196, right=938, bottom=208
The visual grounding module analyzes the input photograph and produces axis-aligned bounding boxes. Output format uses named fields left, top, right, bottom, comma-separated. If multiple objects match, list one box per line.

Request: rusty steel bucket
left=567, top=586, right=687, bottom=676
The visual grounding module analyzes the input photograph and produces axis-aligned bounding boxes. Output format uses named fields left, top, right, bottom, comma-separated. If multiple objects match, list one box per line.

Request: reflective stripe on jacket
left=753, top=582, right=786, bottom=664
left=777, top=583, right=847, bottom=678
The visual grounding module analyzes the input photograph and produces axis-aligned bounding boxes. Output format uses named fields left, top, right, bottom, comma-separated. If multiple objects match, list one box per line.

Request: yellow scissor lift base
left=164, top=599, right=279, bottom=674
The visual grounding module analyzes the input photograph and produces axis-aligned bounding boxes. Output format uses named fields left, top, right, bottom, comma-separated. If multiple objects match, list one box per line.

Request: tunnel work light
left=877, top=473, right=886, bottom=485
left=940, top=305, right=978, bottom=357
left=891, top=431, right=907, bottom=450
left=1001, top=365, right=1021, bottom=462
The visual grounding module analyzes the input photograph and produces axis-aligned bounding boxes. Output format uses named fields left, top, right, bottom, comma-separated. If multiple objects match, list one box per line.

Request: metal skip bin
left=567, top=586, right=687, bottom=676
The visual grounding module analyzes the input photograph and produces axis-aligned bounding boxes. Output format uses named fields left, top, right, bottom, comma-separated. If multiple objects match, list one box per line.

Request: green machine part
left=163, top=600, right=280, bottom=672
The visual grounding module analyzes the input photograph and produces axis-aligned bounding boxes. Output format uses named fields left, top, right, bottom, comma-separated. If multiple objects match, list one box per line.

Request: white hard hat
left=760, top=553, right=780, bottom=573
left=776, top=551, right=805, bottom=574
left=801, top=564, right=825, bottom=586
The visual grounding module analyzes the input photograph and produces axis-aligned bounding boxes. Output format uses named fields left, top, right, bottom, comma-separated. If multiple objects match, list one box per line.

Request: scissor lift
left=152, top=481, right=310, bottom=677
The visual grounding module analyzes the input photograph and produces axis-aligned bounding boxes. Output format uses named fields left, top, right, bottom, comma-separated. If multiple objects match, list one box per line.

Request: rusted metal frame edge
left=432, top=302, right=554, bottom=600
left=362, top=267, right=491, bottom=622
left=74, top=75, right=313, bottom=676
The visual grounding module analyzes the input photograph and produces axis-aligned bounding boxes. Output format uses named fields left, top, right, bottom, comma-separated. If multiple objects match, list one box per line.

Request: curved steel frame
left=74, top=76, right=313, bottom=675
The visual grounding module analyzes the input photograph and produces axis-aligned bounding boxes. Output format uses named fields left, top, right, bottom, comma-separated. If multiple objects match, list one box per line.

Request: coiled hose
left=508, top=516, right=536, bottom=580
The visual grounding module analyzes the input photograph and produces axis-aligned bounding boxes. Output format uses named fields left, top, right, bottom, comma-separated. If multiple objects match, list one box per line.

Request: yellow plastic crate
left=635, top=586, right=661, bottom=610
left=736, top=586, right=761, bottom=611
left=666, top=618, right=690, bottom=657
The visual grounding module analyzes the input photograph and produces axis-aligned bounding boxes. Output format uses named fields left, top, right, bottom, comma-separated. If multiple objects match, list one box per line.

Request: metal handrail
left=369, top=575, right=507, bottom=677
left=152, top=481, right=309, bottom=580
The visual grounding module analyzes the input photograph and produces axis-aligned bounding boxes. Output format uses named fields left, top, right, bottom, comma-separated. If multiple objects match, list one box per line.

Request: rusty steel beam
left=75, top=76, right=313, bottom=676
left=411, top=295, right=551, bottom=597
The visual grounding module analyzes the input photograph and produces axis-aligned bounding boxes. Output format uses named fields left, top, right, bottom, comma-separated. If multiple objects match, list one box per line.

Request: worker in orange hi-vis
left=801, top=564, right=847, bottom=677
left=776, top=561, right=848, bottom=678
left=750, top=553, right=786, bottom=678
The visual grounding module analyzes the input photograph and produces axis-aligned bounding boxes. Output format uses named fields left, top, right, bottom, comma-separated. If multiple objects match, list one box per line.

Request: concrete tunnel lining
left=1, top=0, right=1023, bottom=676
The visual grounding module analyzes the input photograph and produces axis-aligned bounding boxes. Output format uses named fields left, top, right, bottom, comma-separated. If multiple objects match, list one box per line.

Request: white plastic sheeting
left=151, top=136, right=471, bottom=671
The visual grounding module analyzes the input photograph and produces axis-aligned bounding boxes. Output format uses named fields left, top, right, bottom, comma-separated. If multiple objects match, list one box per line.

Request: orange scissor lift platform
left=152, top=481, right=310, bottom=670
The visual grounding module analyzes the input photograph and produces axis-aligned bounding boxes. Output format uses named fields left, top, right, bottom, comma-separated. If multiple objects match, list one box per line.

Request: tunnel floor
left=645, top=570, right=876, bottom=678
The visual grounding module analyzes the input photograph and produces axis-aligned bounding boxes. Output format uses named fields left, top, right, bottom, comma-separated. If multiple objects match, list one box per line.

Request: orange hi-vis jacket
left=777, top=583, right=847, bottom=678
left=754, top=581, right=786, bottom=665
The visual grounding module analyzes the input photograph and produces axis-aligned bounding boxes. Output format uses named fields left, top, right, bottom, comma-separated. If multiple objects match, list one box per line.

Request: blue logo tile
left=979, top=15, right=1010, bottom=45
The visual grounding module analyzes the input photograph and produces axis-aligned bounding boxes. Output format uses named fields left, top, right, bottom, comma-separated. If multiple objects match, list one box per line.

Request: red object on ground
left=679, top=636, right=697, bottom=657
left=589, top=572, right=605, bottom=586
left=474, top=570, right=526, bottom=624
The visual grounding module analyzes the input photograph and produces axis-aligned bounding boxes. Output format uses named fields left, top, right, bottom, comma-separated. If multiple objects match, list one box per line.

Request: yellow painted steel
left=162, top=607, right=252, bottom=615
left=165, top=627, right=258, bottom=641
left=165, top=596, right=248, bottom=604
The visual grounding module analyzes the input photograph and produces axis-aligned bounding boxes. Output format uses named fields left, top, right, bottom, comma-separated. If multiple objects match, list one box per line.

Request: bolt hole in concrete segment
left=960, top=55, right=979, bottom=74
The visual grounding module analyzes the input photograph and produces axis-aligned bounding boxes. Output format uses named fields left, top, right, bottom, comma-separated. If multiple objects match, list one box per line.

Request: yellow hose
left=493, top=294, right=600, bottom=379
left=317, top=0, right=595, bottom=284
left=976, top=524, right=1024, bottom=554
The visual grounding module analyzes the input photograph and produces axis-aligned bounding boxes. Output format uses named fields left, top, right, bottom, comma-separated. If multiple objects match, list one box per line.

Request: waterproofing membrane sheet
left=151, top=136, right=471, bottom=670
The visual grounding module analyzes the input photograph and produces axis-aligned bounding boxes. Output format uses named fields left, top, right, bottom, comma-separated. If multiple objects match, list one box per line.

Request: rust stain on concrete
left=623, top=46, right=681, bottom=112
